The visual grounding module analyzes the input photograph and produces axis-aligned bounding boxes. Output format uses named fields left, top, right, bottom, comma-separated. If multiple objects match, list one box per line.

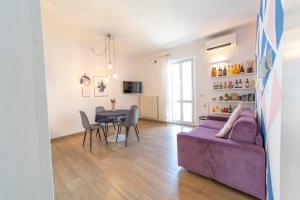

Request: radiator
left=139, top=96, right=158, bottom=119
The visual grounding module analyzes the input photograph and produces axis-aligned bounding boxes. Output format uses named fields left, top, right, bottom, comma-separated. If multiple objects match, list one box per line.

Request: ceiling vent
left=205, top=33, right=236, bottom=52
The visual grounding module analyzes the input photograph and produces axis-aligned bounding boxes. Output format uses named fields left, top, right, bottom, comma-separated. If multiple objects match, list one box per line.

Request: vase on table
left=111, top=99, right=116, bottom=111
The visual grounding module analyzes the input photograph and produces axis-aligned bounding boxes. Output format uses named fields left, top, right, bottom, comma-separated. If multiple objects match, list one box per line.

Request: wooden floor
left=51, top=120, right=257, bottom=200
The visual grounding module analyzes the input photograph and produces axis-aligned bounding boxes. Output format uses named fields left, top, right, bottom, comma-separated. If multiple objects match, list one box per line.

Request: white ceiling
left=42, top=0, right=258, bottom=58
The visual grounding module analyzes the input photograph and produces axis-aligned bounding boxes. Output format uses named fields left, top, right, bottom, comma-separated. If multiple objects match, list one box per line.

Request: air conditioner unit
left=205, top=33, right=236, bottom=51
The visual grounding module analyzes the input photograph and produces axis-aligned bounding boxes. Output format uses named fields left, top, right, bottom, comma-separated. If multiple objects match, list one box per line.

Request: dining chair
left=116, top=108, right=140, bottom=147
left=119, top=105, right=139, bottom=122
left=130, top=105, right=138, bottom=109
left=95, top=106, right=116, bottom=131
left=80, top=111, right=108, bottom=151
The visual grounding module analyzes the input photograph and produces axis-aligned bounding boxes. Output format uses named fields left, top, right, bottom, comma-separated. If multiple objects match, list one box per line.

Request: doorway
left=170, top=58, right=195, bottom=125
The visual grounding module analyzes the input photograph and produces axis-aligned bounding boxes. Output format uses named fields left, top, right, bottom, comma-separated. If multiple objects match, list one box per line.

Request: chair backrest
left=124, top=108, right=138, bottom=127
left=80, top=111, right=90, bottom=129
left=96, top=106, right=105, bottom=113
left=130, top=105, right=138, bottom=110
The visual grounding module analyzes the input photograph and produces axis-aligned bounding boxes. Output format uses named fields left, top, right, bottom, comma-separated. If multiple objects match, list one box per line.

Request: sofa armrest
left=207, top=115, right=229, bottom=122
left=229, top=117, right=257, bottom=144
left=177, top=132, right=266, bottom=199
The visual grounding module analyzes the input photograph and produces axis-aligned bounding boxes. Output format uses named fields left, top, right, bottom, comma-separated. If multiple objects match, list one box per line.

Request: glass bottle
left=245, top=78, right=249, bottom=88
left=223, top=66, right=227, bottom=76
left=218, top=67, right=222, bottom=76
left=224, top=81, right=227, bottom=89
left=239, top=79, right=243, bottom=88
left=240, top=64, right=245, bottom=74
left=229, top=105, right=232, bottom=113
left=235, top=80, right=239, bottom=88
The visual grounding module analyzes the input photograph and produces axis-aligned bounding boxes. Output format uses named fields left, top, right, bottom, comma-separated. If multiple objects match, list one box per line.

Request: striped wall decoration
left=256, top=0, right=284, bottom=200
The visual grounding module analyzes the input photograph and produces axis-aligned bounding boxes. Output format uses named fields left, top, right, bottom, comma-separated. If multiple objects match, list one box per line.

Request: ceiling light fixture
left=91, top=34, right=118, bottom=80
left=105, top=34, right=115, bottom=71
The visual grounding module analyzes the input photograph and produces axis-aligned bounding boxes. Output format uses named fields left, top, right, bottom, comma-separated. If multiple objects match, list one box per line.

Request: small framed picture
left=93, top=76, right=108, bottom=97
left=82, top=86, right=90, bottom=97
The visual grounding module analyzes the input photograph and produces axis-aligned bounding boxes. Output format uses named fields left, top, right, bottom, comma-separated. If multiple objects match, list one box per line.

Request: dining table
left=95, top=109, right=129, bottom=143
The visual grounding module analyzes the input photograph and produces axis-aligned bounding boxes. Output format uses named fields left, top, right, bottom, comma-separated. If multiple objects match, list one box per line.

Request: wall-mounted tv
left=123, top=81, right=142, bottom=93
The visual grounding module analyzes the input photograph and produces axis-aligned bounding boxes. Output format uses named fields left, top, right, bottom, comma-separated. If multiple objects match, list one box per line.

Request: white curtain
left=161, top=56, right=172, bottom=122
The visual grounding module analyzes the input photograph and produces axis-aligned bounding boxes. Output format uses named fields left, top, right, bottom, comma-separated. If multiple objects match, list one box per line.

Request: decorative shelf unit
left=209, top=62, right=256, bottom=116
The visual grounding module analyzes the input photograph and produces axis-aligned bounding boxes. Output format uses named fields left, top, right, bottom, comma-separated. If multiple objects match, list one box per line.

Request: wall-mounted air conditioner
left=205, top=33, right=236, bottom=51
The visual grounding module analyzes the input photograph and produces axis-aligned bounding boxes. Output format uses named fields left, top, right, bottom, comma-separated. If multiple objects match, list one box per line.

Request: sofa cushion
left=216, top=104, right=243, bottom=138
left=188, top=126, right=220, bottom=138
left=199, top=120, right=226, bottom=130
left=239, top=108, right=255, bottom=118
left=228, top=117, right=258, bottom=144
left=206, top=115, right=229, bottom=122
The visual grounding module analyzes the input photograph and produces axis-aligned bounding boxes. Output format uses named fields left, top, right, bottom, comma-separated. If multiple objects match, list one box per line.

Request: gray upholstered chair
left=95, top=106, right=116, bottom=130
left=80, top=111, right=108, bottom=151
left=95, top=106, right=105, bottom=113
left=119, top=105, right=139, bottom=122
left=130, top=105, right=138, bottom=110
left=116, top=108, right=140, bottom=147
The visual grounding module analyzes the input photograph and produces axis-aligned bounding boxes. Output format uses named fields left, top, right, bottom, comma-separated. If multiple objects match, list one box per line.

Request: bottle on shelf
left=228, top=81, right=233, bottom=89
left=245, top=78, right=250, bottom=88
left=239, top=79, right=243, bottom=88
left=251, top=80, right=256, bottom=88
left=228, top=65, right=232, bottom=75
left=219, top=81, right=222, bottom=89
left=223, top=66, right=227, bottom=76
left=240, top=64, right=245, bottom=74
left=224, top=93, right=228, bottom=101
left=232, top=64, right=236, bottom=75
left=224, top=81, right=227, bottom=89
left=218, top=67, right=222, bottom=76
left=229, top=105, right=233, bottom=113
left=234, top=80, right=239, bottom=88
left=237, top=64, right=241, bottom=74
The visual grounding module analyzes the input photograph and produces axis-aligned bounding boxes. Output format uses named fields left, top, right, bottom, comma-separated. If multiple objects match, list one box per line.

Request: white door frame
left=170, top=57, right=195, bottom=126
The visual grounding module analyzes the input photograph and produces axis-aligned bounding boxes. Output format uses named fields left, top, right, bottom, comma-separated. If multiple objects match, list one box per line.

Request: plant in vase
left=111, top=99, right=116, bottom=111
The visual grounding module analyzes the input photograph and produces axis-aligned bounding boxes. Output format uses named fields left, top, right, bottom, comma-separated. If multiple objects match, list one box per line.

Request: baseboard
left=139, top=118, right=168, bottom=124
left=51, top=131, right=82, bottom=141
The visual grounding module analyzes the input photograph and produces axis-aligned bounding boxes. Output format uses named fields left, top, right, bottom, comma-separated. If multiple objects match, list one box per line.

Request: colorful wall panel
left=256, top=0, right=284, bottom=200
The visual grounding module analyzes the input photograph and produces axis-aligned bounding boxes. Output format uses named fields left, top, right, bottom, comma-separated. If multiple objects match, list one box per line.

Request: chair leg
left=83, top=130, right=87, bottom=146
left=102, top=127, right=108, bottom=145
left=105, top=123, right=109, bottom=135
left=90, top=130, right=92, bottom=152
left=97, top=128, right=101, bottom=142
left=134, top=125, right=140, bottom=141
left=125, top=127, right=129, bottom=147
left=135, top=124, right=140, bottom=135
left=116, top=126, right=120, bottom=143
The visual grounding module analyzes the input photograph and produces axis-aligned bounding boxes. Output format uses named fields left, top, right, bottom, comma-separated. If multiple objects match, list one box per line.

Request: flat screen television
left=123, top=81, right=142, bottom=93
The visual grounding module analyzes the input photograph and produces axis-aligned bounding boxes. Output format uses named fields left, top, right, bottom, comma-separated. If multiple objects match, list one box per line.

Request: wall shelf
left=212, top=101, right=255, bottom=104
left=211, top=88, right=256, bottom=91
left=211, top=112, right=232, bottom=115
left=211, top=73, right=255, bottom=79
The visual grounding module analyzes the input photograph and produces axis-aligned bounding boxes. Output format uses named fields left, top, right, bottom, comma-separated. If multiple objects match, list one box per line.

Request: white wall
left=281, top=4, right=300, bottom=200
left=0, top=0, right=53, bottom=199
left=42, top=11, right=140, bottom=139
left=138, top=23, right=256, bottom=124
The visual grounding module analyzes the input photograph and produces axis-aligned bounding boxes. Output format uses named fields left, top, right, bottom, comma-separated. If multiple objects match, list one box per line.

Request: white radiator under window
left=139, top=96, right=158, bottom=119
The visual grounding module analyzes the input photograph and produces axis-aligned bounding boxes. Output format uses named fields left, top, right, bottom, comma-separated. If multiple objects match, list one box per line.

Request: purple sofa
left=177, top=109, right=266, bottom=199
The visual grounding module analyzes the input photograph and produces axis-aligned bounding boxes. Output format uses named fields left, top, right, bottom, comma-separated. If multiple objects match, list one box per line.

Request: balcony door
left=171, top=58, right=194, bottom=125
